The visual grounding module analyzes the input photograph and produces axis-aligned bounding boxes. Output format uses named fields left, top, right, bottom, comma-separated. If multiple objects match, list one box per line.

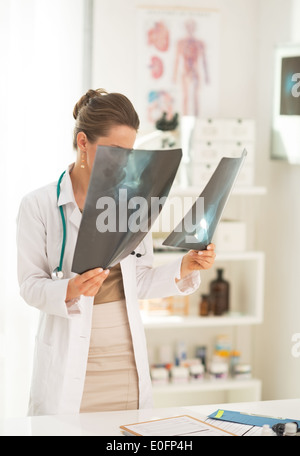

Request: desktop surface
left=1, top=398, right=299, bottom=436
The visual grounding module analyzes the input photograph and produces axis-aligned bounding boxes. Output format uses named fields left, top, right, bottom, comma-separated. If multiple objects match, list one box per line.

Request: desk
left=1, top=399, right=300, bottom=436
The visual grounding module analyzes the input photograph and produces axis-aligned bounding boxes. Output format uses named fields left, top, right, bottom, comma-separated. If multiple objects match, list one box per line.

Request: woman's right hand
left=65, top=268, right=110, bottom=302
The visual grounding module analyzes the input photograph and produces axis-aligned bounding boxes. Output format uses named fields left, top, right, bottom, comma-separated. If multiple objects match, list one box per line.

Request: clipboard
left=163, top=149, right=247, bottom=251
left=120, top=415, right=237, bottom=436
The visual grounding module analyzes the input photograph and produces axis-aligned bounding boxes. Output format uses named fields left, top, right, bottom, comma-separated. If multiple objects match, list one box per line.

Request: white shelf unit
left=142, top=250, right=265, bottom=407
left=144, top=250, right=265, bottom=326
left=142, top=185, right=266, bottom=408
left=152, top=379, right=262, bottom=408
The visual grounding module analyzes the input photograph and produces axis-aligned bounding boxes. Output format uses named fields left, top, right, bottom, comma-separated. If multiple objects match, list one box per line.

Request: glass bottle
left=199, top=294, right=210, bottom=316
left=209, top=268, right=230, bottom=316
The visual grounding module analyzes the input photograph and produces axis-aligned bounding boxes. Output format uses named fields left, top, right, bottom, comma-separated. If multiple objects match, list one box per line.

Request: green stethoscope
left=52, top=171, right=67, bottom=280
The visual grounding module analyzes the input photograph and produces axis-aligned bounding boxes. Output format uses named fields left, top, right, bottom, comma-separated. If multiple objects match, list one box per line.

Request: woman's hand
left=177, top=244, right=216, bottom=281
left=65, top=268, right=110, bottom=302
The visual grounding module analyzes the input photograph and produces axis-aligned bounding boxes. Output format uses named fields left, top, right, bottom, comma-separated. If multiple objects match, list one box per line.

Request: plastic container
left=175, top=341, right=187, bottom=366
left=229, top=350, right=241, bottom=376
left=189, top=363, right=205, bottom=382
left=195, top=346, right=207, bottom=371
left=170, top=366, right=189, bottom=383
left=150, top=367, right=169, bottom=385
left=209, top=360, right=228, bottom=380
left=233, top=363, right=252, bottom=379
left=214, top=335, right=231, bottom=359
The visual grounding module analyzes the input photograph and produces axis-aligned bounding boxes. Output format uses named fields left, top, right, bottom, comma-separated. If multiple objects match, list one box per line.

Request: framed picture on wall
left=271, top=43, right=300, bottom=164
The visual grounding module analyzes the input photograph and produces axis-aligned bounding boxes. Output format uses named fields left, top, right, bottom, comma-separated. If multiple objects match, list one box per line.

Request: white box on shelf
left=223, top=141, right=255, bottom=164
left=235, top=162, right=255, bottom=187
left=223, top=141, right=255, bottom=187
left=213, top=220, right=246, bottom=252
left=223, top=119, right=256, bottom=142
left=191, top=162, right=216, bottom=188
left=189, top=363, right=205, bottom=382
left=170, top=366, right=189, bottom=383
left=191, top=140, right=222, bottom=163
left=150, top=367, right=169, bottom=385
left=191, top=157, right=254, bottom=188
left=193, top=119, right=225, bottom=141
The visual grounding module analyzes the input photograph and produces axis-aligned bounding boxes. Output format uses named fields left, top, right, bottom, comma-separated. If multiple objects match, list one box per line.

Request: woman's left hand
left=178, top=243, right=216, bottom=280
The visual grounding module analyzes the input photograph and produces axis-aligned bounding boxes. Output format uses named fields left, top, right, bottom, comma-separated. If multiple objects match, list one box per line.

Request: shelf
left=154, top=250, right=265, bottom=263
left=142, top=313, right=262, bottom=329
left=170, top=185, right=267, bottom=197
left=147, top=177, right=265, bottom=407
left=145, top=250, right=265, bottom=327
left=152, top=378, right=262, bottom=394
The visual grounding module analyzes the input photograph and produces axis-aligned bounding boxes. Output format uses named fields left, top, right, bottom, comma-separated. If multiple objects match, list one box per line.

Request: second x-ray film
left=163, top=150, right=247, bottom=251
left=72, top=146, right=182, bottom=273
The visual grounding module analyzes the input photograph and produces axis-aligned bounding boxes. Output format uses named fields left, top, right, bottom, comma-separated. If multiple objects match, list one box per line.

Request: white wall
left=253, top=0, right=300, bottom=400
left=0, top=0, right=86, bottom=418
left=92, top=0, right=300, bottom=401
left=92, top=0, right=260, bottom=122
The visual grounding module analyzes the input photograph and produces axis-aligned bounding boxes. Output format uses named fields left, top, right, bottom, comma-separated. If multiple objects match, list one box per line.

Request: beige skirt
left=80, top=300, right=139, bottom=413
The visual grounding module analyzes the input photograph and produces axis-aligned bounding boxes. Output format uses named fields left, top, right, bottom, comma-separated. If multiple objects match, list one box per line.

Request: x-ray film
left=72, top=146, right=182, bottom=273
left=163, top=150, right=247, bottom=251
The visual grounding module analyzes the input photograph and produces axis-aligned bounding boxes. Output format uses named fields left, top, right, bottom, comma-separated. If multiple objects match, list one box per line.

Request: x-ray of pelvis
left=163, top=150, right=247, bottom=251
left=72, top=146, right=182, bottom=273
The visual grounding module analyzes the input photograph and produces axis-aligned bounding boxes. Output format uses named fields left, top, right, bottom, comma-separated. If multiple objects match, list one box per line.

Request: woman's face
left=84, top=125, right=137, bottom=171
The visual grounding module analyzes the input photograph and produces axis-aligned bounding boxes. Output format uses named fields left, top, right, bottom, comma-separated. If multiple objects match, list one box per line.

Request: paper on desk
left=204, top=418, right=262, bottom=437
left=120, top=415, right=236, bottom=436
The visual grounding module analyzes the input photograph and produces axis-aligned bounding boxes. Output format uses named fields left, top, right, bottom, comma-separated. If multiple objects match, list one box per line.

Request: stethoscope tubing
left=57, top=171, right=67, bottom=274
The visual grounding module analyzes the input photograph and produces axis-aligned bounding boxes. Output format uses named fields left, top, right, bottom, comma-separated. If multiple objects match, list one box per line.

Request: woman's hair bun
left=73, top=88, right=108, bottom=120
left=72, top=88, right=139, bottom=149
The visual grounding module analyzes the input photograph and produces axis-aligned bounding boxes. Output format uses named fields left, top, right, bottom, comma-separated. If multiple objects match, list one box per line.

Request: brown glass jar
left=199, top=294, right=210, bottom=316
left=209, top=268, right=230, bottom=316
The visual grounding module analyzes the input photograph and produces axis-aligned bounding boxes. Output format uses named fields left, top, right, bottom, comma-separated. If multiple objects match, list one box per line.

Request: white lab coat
left=16, top=165, right=200, bottom=416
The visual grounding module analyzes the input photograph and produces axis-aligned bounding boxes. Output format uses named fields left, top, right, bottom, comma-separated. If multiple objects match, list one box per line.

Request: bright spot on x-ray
left=185, top=218, right=209, bottom=244
left=200, top=218, right=208, bottom=230
left=195, top=218, right=208, bottom=241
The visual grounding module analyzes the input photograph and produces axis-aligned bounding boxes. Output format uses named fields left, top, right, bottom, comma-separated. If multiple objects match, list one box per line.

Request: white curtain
left=0, top=0, right=88, bottom=417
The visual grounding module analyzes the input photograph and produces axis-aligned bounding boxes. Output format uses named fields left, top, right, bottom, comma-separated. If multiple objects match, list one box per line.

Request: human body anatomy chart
left=136, top=7, right=220, bottom=129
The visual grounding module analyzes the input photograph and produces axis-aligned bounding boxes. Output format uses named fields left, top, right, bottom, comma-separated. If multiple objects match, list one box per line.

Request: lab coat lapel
left=57, top=166, right=75, bottom=207
left=120, top=254, right=136, bottom=296
left=69, top=206, right=82, bottom=229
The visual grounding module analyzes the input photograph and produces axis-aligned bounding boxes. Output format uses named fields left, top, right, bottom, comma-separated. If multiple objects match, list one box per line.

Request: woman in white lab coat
left=16, top=89, right=216, bottom=416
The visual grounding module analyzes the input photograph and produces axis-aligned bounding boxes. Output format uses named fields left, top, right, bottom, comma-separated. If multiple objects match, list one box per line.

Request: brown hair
left=72, top=88, right=140, bottom=149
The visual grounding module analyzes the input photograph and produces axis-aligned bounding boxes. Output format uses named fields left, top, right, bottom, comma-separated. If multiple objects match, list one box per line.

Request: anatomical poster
left=136, top=6, right=220, bottom=129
